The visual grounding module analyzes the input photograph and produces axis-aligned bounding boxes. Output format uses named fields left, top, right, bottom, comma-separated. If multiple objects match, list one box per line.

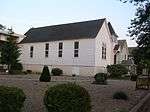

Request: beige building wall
left=95, top=19, right=114, bottom=67
left=22, top=64, right=106, bottom=76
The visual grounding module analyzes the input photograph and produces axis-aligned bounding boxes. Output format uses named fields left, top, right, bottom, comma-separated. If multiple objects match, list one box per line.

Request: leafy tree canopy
left=0, top=33, right=21, bottom=71
left=121, top=0, right=150, bottom=73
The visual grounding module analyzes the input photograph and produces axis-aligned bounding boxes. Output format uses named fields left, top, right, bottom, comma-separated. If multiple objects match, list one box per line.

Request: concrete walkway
left=137, top=96, right=150, bottom=112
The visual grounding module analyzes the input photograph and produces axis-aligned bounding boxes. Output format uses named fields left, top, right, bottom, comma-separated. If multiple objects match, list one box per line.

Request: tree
left=39, top=65, right=51, bottom=82
left=0, top=32, right=21, bottom=72
left=121, top=0, right=150, bottom=74
left=0, top=24, right=6, bottom=30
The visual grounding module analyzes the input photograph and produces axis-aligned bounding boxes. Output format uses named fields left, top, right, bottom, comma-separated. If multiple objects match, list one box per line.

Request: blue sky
left=0, top=0, right=137, bottom=46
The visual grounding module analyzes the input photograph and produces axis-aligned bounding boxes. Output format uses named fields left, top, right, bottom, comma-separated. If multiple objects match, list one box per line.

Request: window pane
left=74, top=42, right=79, bottom=49
left=30, top=46, right=33, bottom=51
left=45, top=51, right=49, bottom=57
left=30, top=46, right=33, bottom=58
left=59, top=42, right=63, bottom=49
left=74, top=50, right=78, bottom=57
left=58, top=51, right=62, bottom=57
left=45, top=43, right=49, bottom=50
left=30, top=52, right=33, bottom=58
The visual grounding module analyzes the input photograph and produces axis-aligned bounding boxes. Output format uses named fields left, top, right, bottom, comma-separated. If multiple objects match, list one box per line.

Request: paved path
left=137, top=97, right=150, bottom=112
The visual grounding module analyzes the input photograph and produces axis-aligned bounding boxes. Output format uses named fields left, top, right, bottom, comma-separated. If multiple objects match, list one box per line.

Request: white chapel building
left=20, top=18, right=128, bottom=76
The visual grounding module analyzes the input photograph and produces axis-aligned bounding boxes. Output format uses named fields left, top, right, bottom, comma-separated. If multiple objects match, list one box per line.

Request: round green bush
left=113, top=91, right=128, bottom=100
left=39, top=65, right=51, bottom=82
left=0, top=86, right=26, bottom=112
left=44, top=83, right=91, bottom=112
left=51, top=68, right=63, bottom=76
left=94, top=73, right=107, bottom=84
left=26, top=70, right=32, bottom=74
left=107, top=64, right=128, bottom=78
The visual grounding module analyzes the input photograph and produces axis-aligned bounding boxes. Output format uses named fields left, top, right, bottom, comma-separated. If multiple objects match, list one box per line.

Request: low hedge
left=0, top=86, right=26, bottom=112
left=10, top=63, right=23, bottom=71
left=51, top=68, right=63, bottom=76
left=44, top=83, right=91, bottom=112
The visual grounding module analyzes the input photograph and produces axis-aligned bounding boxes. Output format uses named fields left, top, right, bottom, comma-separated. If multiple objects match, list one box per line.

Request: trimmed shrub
left=72, top=74, right=76, bottom=77
left=107, top=64, right=128, bottom=78
left=113, top=91, right=128, bottom=100
left=39, top=65, right=51, bottom=82
left=0, top=86, right=26, bottom=112
left=94, top=73, right=107, bottom=84
left=10, top=63, right=23, bottom=71
left=26, top=70, right=32, bottom=74
left=44, top=83, right=91, bottom=112
left=9, top=70, right=23, bottom=74
left=51, top=68, right=63, bottom=76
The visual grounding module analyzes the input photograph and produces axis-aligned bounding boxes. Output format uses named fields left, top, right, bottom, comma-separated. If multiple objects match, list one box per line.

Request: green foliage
left=132, top=48, right=150, bottom=75
left=113, top=91, right=128, bottom=100
left=0, top=86, right=26, bottom=112
left=26, top=70, right=32, bottom=74
left=51, top=68, right=63, bottom=76
left=107, top=64, right=128, bottom=78
left=0, top=36, right=21, bottom=71
left=8, top=63, right=23, bottom=74
left=9, top=70, right=23, bottom=75
left=122, top=0, right=150, bottom=74
left=10, top=63, right=23, bottom=71
left=94, top=73, right=107, bottom=84
left=44, top=83, right=91, bottom=112
left=130, top=75, right=138, bottom=81
left=72, top=74, right=76, bottom=77
left=39, top=65, right=51, bottom=82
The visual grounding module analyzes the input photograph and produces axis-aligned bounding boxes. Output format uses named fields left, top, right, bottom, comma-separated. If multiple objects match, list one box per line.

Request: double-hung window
left=58, top=42, right=63, bottom=57
left=102, top=43, right=106, bottom=59
left=45, top=43, right=49, bottom=58
left=30, top=46, right=34, bottom=58
left=74, top=41, right=79, bottom=57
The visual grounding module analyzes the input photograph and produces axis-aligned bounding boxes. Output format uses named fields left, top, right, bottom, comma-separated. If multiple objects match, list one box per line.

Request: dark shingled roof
left=21, top=19, right=106, bottom=43
left=108, top=22, right=118, bottom=37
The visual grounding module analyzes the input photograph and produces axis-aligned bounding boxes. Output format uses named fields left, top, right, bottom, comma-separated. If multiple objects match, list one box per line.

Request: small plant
left=130, top=74, right=137, bottom=81
left=23, top=71, right=28, bottom=74
left=112, top=108, right=128, bottom=112
left=72, top=74, right=76, bottom=77
left=93, top=73, right=107, bottom=84
left=51, top=68, right=63, bottom=76
left=10, top=63, right=23, bottom=71
left=26, top=70, right=32, bottom=74
left=107, top=64, right=128, bottom=78
left=39, top=65, right=51, bottom=82
left=44, top=83, right=91, bottom=112
left=0, top=86, right=26, bottom=112
left=113, top=91, right=128, bottom=100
